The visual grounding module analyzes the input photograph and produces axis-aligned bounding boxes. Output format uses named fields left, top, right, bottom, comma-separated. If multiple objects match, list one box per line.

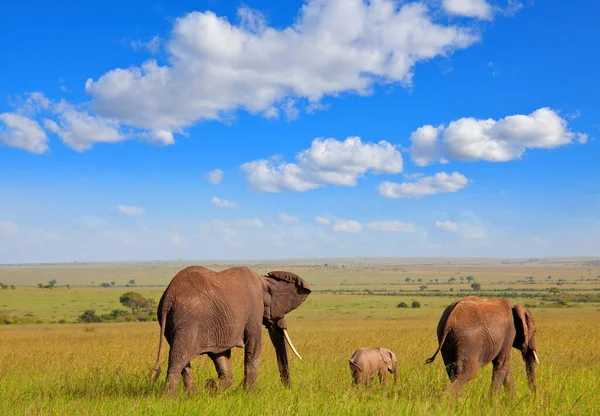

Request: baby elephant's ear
left=378, top=348, right=391, bottom=365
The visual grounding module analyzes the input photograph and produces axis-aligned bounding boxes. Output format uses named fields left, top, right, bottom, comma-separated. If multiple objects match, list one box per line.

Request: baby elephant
left=349, top=347, right=398, bottom=386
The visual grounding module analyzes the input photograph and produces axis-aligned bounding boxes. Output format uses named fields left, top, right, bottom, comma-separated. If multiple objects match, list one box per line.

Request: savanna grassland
left=1, top=258, right=599, bottom=415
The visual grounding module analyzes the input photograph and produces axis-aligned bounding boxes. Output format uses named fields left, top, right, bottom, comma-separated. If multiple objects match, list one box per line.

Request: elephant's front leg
left=491, top=353, right=512, bottom=395
left=206, top=350, right=233, bottom=390
left=379, top=371, right=388, bottom=387
left=243, top=329, right=262, bottom=389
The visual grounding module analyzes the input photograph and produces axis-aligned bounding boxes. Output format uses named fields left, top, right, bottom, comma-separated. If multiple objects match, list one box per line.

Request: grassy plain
left=1, top=258, right=599, bottom=415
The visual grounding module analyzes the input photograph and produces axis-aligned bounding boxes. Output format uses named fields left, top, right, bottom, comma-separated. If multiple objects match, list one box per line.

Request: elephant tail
left=151, top=299, right=169, bottom=383
left=425, top=328, right=450, bottom=364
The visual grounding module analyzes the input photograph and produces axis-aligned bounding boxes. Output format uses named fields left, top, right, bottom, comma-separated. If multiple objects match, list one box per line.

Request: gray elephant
left=348, top=347, right=398, bottom=386
left=426, top=296, right=539, bottom=395
left=151, top=266, right=311, bottom=393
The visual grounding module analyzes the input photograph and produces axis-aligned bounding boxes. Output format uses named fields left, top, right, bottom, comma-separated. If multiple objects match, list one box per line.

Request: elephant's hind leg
left=448, top=356, right=479, bottom=395
left=206, top=350, right=233, bottom=390
left=164, top=344, right=195, bottom=396
left=181, top=362, right=197, bottom=393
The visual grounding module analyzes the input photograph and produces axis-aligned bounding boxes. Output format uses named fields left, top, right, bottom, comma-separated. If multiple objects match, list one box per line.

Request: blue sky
left=0, top=0, right=599, bottom=263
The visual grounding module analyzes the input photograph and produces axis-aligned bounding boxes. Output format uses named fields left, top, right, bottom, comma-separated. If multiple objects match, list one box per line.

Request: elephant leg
left=441, top=347, right=457, bottom=381
left=448, top=356, right=478, bottom=395
left=491, top=353, right=512, bottom=395
left=206, top=350, right=233, bottom=390
left=243, top=331, right=262, bottom=389
left=164, top=343, right=194, bottom=396
left=181, top=362, right=197, bottom=393
left=503, top=370, right=515, bottom=393
left=380, top=371, right=388, bottom=387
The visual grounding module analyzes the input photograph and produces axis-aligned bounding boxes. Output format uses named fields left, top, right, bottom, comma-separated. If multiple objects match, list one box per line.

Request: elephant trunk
left=523, top=349, right=537, bottom=392
left=268, top=324, right=291, bottom=387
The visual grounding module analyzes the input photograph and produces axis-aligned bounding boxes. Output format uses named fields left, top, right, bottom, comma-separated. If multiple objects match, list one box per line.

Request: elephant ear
left=512, top=304, right=531, bottom=351
left=378, top=348, right=392, bottom=367
left=264, top=271, right=311, bottom=323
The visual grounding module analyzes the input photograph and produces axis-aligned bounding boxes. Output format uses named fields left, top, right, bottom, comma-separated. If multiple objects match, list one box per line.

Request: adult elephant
left=151, top=266, right=311, bottom=393
left=425, top=296, right=539, bottom=395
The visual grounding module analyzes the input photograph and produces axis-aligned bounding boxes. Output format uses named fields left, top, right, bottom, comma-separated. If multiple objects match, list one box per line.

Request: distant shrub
left=471, top=282, right=482, bottom=291
left=397, top=302, right=409, bottom=308
left=78, top=309, right=102, bottom=323
left=100, top=282, right=111, bottom=288
left=128, top=279, right=136, bottom=285
left=411, top=301, right=421, bottom=308
left=58, top=319, right=67, bottom=324
left=10, top=285, right=15, bottom=290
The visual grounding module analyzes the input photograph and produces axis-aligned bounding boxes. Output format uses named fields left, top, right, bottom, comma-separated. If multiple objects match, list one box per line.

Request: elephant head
left=379, top=348, right=398, bottom=383
left=512, top=304, right=538, bottom=391
left=262, top=271, right=311, bottom=386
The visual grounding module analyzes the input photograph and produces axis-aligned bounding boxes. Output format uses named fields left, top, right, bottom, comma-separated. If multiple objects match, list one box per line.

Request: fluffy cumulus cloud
left=442, top=0, right=493, bottom=20
left=205, top=169, right=224, bottom=185
left=0, top=113, right=48, bottom=154
left=409, top=108, right=588, bottom=166
left=55, top=0, right=475, bottom=147
left=434, top=220, right=458, bottom=232
left=332, top=219, right=363, bottom=233
left=378, top=171, right=469, bottom=199
left=211, top=196, right=238, bottom=209
left=241, top=136, right=403, bottom=192
left=116, top=205, right=145, bottom=217
left=365, top=221, right=415, bottom=233
left=314, top=216, right=331, bottom=225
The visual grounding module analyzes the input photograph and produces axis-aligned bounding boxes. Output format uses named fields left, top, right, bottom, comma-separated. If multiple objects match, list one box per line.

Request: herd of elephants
left=150, top=266, right=538, bottom=396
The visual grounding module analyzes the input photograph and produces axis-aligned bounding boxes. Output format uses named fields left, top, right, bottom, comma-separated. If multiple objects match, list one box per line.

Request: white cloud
left=130, top=36, right=161, bottom=54
left=241, top=136, right=403, bottom=192
left=442, top=0, right=493, bottom=20
left=205, top=169, right=224, bottom=185
left=116, top=205, right=145, bottom=217
left=410, top=108, right=588, bottom=166
left=332, top=219, right=363, bottom=233
left=80, top=1, right=477, bottom=141
left=0, top=113, right=48, bottom=154
left=42, top=101, right=125, bottom=152
left=278, top=214, right=300, bottom=224
left=378, top=171, right=469, bottom=199
left=211, top=197, right=238, bottom=209
left=366, top=221, right=415, bottom=233
left=0, top=221, right=20, bottom=237
left=314, top=216, right=331, bottom=225
left=435, top=220, right=458, bottom=232
left=238, top=218, right=264, bottom=228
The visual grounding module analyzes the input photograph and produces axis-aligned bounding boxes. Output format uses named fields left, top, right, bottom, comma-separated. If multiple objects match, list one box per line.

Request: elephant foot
left=205, top=378, right=232, bottom=392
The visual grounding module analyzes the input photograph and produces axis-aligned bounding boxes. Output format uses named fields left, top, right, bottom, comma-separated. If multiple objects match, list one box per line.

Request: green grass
left=1, top=309, right=598, bottom=415
left=1, top=261, right=599, bottom=414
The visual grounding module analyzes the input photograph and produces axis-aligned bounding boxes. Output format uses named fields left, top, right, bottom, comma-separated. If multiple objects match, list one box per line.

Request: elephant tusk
left=533, top=350, right=539, bottom=364
left=283, top=329, right=303, bottom=361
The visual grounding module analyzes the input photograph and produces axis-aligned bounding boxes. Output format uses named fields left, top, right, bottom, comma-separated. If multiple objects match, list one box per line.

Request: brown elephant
left=151, top=266, right=311, bottom=393
left=425, top=296, right=539, bottom=395
left=349, top=347, right=398, bottom=386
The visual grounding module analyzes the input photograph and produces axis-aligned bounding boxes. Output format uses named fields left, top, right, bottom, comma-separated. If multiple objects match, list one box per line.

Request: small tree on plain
left=411, top=301, right=421, bottom=308
left=471, top=282, right=482, bottom=291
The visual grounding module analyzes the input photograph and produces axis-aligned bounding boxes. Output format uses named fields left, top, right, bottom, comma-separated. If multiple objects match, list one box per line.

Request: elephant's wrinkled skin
left=349, top=347, right=398, bottom=386
left=426, top=296, right=539, bottom=395
left=151, top=266, right=311, bottom=393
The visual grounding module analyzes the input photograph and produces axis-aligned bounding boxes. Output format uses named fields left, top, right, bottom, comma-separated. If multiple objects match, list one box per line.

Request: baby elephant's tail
left=425, top=328, right=450, bottom=364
